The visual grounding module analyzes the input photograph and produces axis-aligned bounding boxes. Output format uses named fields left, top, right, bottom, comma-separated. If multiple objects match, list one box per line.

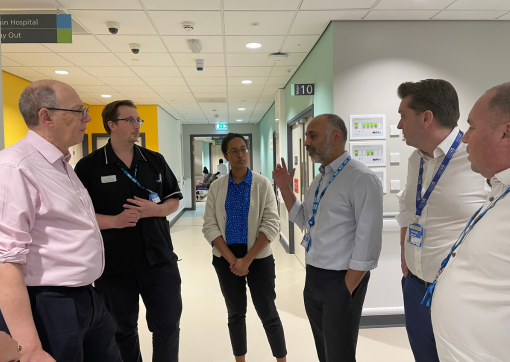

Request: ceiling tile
left=274, top=53, right=307, bottom=66
left=192, top=92, right=227, bottom=98
left=266, top=76, right=291, bottom=85
left=301, top=0, right=376, bottom=10
left=290, top=11, right=366, bottom=35
left=96, top=35, right=167, bottom=53
left=259, top=96, right=275, bottom=102
left=180, top=67, right=225, bottom=76
left=270, top=66, right=298, bottom=76
left=81, top=67, right=137, bottom=77
left=59, top=0, right=142, bottom=9
left=228, top=97, right=260, bottom=103
left=1, top=0, right=60, bottom=9
left=282, top=35, right=321, bottom=53
left=141, top=76, right=187, bottom=86
left=149, top=11, right=222, bottom=35
left=496, top=12, right=510, bottom=19
left=3, top=67, right=46, bottom=78
left=227, top=53, right=274, bottom=67
left=30, top=65, right=95, bottom=77
left=151, top=85, right=191, bottom=92
left=227, top=76, right=268, bottom=85
left=69, top=10, right=156, bottom=35
left=224, top=0, right=300, bottom=10
left=227, top=67, right=272, bottom=77
left=172, top=53, right=225, bottom=67
left=227, top=92, right=262, bottom=98
left=376, top=0, right=453, bottom=10
left=120, top=92, right=159, bottom=98
left=263, top=84, right=281, bottom=92
left=3, top=53, right=72, bottom=67
left=433, top=10, right=506, bottom=19
left=365, top=10, right=439, bottom=20
left=57, top=75, right=106, bottom=86
left=162, top=36, right=224, bottom=53
left=116, top=53, right=176, bottom=66
left=97, top=76, right=147, bottom=86
left=44, top=35, right=110, bottom=53
left=225, top=36, right=285, bottom=53
left=75, top=85, right=117, bottom=93
left=185, top=77, right=227, bottom=86
left=228, top=85, right=264, bottom=92
left=1, top=44, right=52, bottom=53
left=448, top=0, right=510, bottom=10
left=224, top=11, right=294, bottom=35
left=59, top=53, right=125, bottom=67
left=112, top=85, right=155, bottom=93
left=158, top=92, right=194, bottom=98
left=81, top=96, right=105, bottom=105
left=143, top=0, right=220, bottom=10
left=131, top=66, right=180, bottom=77
left=84, top=92, right=126, bottom=101
left=189, top=85, right=227, bottom=93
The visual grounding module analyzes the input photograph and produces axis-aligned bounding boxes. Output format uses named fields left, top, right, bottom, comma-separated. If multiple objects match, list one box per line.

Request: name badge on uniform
left=408, top=223, right=424, bottom=247
left=149, top=192, right=161, bottom=204
left=101, top=175, right=117, bottom=183
left=301, top=233, right=312, bottom=252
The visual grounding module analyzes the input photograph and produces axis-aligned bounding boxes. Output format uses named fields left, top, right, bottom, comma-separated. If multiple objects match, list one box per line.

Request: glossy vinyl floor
left=136, top=204, right=414, bottom=362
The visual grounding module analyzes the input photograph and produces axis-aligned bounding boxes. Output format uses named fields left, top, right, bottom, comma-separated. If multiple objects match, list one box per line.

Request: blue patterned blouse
left=224, top=169, right=252, bottom=245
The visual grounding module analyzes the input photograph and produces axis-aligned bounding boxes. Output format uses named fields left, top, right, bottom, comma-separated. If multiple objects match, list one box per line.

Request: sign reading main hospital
left=0, top=14, right=72, bottom=43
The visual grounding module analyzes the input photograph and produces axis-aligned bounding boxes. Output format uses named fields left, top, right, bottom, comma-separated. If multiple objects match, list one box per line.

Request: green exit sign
left=215, top=123, right=228, bottom=130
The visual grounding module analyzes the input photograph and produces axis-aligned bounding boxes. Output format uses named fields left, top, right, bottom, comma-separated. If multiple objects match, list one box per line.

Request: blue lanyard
left=117, top=163, right=154, bottom=193
left=422, top=186, right=510, bottom=307
left=416, top=130, right=463, bottom=218
left=308, top=156, right=351, bottom=228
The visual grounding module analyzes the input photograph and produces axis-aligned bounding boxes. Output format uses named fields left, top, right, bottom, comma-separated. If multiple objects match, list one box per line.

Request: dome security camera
left=106, top=21, right=120, bottom=34
left=130, top=43, right=141, bottom=55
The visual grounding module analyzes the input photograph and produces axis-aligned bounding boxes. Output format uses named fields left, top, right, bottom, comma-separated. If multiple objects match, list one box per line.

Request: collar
left=228, top=168, right=253, bottom=185
left=319, top=151, right=349, bottom=176
left=418, top=127, right=460, bottom=160
left=25, top=130, right=68, bottom=165
left=104, top=139, right=147, bottom=165
left=491, top=168, right=510, bottom=188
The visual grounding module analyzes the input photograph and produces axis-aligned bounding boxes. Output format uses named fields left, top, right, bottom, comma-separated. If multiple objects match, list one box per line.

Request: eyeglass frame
left=45, top=107, right=89, bottom=119
left=113, top=118, right=145, bottom=127
left=226, top=148, right=250, bottom=156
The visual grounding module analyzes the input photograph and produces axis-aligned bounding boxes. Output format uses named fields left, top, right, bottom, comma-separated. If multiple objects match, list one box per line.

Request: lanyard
left=117, top=163, right=154, bottom=194
left=308, top=156, right=351, bottom=228
left=416, top=130, right=463, bottom=218
left=422, top=186, right=510, bottom=307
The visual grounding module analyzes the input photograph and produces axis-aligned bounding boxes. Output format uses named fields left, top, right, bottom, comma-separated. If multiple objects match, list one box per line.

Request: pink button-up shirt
left=0, top=130, right=104, bottom=287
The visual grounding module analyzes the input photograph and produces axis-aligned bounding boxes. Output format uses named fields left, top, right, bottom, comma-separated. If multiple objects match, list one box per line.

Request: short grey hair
left=487, top=82, right=510, bottom=127
left=319, top=113, right=348, bottom=143
left=18, top=83, right=57, bottom=127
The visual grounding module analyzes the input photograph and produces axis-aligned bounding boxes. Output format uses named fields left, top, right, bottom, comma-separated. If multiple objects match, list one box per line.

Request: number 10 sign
left=292, top=84, right=314, bottom=96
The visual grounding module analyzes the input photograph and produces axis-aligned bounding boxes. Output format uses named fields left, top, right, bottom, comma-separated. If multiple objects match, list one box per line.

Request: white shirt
left=217, top=163, right=228, bottom=178
left=396, top=127, right=487, bottom=282
left=289, top=152, right=383, bottom=271
left=431, top=168, right=510, bottom=362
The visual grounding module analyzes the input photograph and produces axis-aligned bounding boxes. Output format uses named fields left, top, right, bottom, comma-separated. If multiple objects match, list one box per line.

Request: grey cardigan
left=202, top=171, right=280, bottom=259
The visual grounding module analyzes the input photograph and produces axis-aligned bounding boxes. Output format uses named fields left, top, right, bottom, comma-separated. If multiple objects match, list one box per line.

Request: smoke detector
left=252, top=22, right=259, bottom=29
left=269, top=53, right=288, bottom=62
left=214, top=114, right=219, bottom=118
left=182, top=21, right=195, bottom=31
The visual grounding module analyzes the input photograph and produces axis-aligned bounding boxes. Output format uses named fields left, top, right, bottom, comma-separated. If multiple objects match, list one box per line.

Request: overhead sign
left=0, top=14, right=72, bottom=43
left=215, top=123, right=228, bottom=131
left=292, top=83, right=314, bottom=96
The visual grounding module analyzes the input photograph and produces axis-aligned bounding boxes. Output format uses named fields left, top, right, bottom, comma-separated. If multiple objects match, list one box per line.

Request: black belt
left=410, top=273, right=432, bottom=288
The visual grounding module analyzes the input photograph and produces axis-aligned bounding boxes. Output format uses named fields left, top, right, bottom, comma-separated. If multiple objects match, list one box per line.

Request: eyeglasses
left=227, top=148, right=249, bottom=156
left=115, top=118, right=144, bottom=127
left=46, top=107, right=89, bottom=119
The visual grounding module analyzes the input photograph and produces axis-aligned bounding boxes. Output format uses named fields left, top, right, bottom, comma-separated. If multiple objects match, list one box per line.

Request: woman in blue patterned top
left=202, top=133, right=287, bottom=362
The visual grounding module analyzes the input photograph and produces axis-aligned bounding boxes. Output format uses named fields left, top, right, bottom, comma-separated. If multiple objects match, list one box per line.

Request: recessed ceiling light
left=246, top=42, right=262, bottom=49
left=241, top=80, right=252, bottom=84
left=236, top=119, right=242, bottom=122
left=101, top=94, right=112, bottom=98
left=275, top=118, right=280, bottom=121
left=238, top=108, right=246, bottom=111
left=54, top=70, right=69, bottom=75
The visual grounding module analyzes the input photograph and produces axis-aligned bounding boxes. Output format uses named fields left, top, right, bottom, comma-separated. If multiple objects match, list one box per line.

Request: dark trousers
left=212, top=244, right=287, bottom=358
left=304, top=266, right=370, bottom=362
left=0, top=285, right=122, bottom=362
left=402, top=274, right=440, bottom=362
left=95, top=258, right=182, bottom=362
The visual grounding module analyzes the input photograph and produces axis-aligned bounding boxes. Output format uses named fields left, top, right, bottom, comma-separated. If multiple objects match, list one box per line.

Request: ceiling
left=1, top=0, right=509, bottom=125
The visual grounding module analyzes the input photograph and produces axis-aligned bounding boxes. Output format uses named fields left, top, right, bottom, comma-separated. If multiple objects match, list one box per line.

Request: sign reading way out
left=0, top=14, right=72, bottom=43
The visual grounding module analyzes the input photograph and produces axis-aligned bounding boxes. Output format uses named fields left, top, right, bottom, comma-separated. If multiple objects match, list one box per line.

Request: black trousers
left=304, top=266, right=370, bottom=362
left=94, top=258, right=182, bottom=362
left=212, top=244, right=287, bottom=358
left=0, top=285, right=122, bottom=362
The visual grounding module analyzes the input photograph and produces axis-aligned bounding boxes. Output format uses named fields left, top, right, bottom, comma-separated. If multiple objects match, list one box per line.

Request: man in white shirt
left=395, top=79, right=486, bottom=362
left=217, top=158, right=228, bottom=178
left=430, top=82, right=510, bottom=362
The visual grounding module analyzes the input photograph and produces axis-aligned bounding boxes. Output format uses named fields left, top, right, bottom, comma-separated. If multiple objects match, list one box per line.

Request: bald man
left=0, top=80, right=121, bottom=362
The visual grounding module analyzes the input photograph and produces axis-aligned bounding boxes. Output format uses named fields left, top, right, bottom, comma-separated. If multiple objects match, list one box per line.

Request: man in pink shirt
left=0, top=80, right=122, bottom=362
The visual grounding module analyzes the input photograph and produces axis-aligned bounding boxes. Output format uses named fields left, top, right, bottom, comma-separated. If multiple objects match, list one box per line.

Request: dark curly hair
left=221, top=133, right=247, bottom=155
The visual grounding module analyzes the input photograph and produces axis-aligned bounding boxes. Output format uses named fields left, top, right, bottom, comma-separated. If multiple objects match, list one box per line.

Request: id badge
left=149, top=192, right=161, bottom=204
left=301, top=233, right=312, bottom=252
left=408, top=223, right=424, bottom=247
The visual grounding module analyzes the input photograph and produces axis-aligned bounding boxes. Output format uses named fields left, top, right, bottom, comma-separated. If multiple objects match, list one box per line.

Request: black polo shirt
left=75, top=141, right=182, bottom=276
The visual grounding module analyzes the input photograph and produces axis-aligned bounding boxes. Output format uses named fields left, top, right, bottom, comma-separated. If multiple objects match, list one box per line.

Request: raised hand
left=272, top=158, right=296, bottom=189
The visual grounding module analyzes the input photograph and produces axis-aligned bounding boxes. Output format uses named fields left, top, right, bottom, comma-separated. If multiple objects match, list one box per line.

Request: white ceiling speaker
left=187, top=39, right=202, bottom=54
left=269, top=53, right=288, bottom=62
left=182, top=21, right=195, bottom=31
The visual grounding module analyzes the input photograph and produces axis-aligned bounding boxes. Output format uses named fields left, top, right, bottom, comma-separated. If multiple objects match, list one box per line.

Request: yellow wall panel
left=2, top=71, right=30, bottom=148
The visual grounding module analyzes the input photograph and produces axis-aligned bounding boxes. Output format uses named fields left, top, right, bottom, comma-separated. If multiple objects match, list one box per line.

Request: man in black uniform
left=75, top=100, right=182, bottom=362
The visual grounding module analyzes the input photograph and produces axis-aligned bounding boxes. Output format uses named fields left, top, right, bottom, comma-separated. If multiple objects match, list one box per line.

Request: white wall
left=333, top=20, right=509, bottom=213
left=157, top=106, right=185, bottom=220
left=194, top=140, right=203, bottom=177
